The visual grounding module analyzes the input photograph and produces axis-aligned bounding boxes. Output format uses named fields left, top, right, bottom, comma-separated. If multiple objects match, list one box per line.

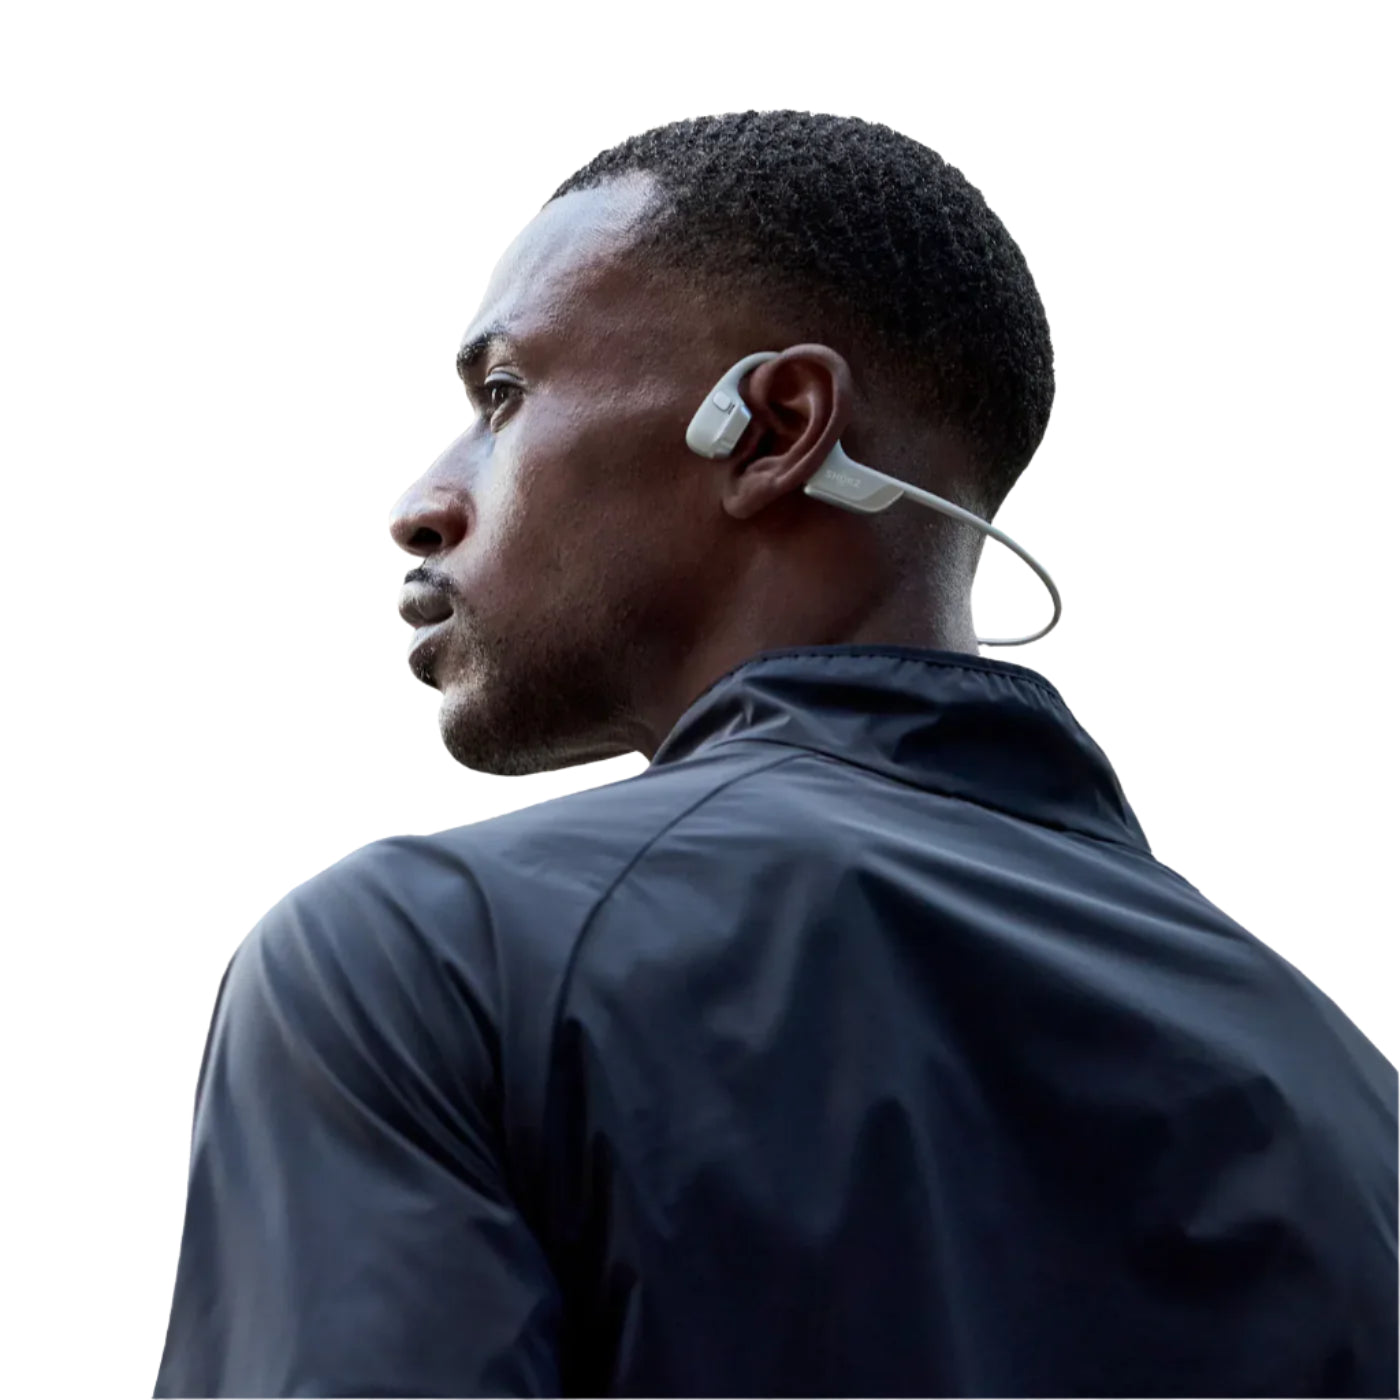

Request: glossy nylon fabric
left=155, top=646, right=1398, bottom=1397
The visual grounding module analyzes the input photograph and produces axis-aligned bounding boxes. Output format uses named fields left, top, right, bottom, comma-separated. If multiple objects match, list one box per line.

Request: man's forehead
left=458, top=175, right=661, bottom=359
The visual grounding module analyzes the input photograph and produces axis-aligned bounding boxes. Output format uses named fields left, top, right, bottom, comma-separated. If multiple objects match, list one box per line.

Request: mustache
left=402, top=565, right=461, bottom=600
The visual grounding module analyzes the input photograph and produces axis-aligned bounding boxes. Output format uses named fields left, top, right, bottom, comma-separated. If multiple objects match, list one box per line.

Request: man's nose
left=389, top=458, right=471, bottom=558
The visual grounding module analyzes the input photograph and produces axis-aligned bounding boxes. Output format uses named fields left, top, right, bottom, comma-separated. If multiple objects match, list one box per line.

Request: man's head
left=390, top=111, right=1053, bottom=775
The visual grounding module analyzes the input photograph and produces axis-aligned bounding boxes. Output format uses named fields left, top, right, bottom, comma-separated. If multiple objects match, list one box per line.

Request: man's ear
left=721, top=344, right=855, bottom=521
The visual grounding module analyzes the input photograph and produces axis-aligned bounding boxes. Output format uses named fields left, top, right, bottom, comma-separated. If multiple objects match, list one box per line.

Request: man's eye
left=483, top=380, right=520, bottom=413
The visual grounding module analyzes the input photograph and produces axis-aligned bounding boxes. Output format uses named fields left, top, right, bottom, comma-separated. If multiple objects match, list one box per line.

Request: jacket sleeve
left=153, top=847, right=562, bottom=1398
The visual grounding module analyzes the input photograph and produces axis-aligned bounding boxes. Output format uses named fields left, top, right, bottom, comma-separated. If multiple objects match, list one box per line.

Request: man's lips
left=399, top=576, right=457, bottom=684
left=398, top=578, right=454, bottom=628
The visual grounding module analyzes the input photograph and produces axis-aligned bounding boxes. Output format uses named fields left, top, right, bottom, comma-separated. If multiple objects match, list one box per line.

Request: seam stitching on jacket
left=549, top=748, right=808, bottom=1021
left=531, top=750, right=808, bottom=1230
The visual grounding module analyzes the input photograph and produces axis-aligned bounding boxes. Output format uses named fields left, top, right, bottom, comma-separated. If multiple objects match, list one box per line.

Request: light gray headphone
left=685, top=351, right=1061, bottom=647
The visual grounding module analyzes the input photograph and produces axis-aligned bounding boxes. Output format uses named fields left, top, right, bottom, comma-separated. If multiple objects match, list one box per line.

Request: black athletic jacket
left=155, top=646, right=1398, bottom=1397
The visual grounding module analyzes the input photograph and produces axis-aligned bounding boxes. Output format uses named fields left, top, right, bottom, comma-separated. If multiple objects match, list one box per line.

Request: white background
left=2, top=3, right=1394, bottom=1392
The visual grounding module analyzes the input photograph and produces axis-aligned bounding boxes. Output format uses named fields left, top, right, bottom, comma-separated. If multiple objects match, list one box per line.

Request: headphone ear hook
left=684, top=351, right=778, bottom=459
left=684, top=352, right=1063, bottom=647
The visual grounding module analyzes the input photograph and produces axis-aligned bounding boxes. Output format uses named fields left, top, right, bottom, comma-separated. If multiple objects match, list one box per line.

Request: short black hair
left=552, top=110, right=1053, bottom=519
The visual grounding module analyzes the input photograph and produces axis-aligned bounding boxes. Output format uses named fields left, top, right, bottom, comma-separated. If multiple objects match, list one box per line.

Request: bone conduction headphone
left=685, top=352, right=1062, bottom=647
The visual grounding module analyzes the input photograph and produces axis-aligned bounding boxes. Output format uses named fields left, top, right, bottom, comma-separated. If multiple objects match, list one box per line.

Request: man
left=155, top=111, right=1397, bottom=1397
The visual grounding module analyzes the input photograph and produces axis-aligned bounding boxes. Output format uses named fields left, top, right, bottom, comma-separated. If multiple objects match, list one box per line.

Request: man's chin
left=437, top=684, right=635, bottom=777
left=435, top=688, right=562, bottom=777
left=439, top=722, right=539, bottom=776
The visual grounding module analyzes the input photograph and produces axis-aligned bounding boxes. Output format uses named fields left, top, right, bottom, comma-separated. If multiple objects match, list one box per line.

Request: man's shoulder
left=427, top=742, right=799, bottom=880
left=248, top=742, right=800, bottom=976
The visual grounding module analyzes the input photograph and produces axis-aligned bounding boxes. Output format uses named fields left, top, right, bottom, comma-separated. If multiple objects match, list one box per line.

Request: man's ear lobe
left=722, top=344, right=855, bottom=522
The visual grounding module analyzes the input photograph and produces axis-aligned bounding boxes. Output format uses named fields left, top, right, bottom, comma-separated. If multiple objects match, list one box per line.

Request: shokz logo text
left=822, top=469, right=864, bottom=490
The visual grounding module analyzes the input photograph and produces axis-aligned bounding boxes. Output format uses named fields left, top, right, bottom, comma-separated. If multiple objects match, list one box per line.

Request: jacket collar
left=651, top=645, right=1149, bottom=852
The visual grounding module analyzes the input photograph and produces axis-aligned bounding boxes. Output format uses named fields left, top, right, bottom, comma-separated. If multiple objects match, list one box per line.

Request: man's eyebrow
left=456, top=323, right=511, bottom=379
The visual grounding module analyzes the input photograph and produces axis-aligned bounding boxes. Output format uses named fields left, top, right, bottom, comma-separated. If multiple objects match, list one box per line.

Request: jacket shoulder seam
left=548, top=749, right=809, bottom=1013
